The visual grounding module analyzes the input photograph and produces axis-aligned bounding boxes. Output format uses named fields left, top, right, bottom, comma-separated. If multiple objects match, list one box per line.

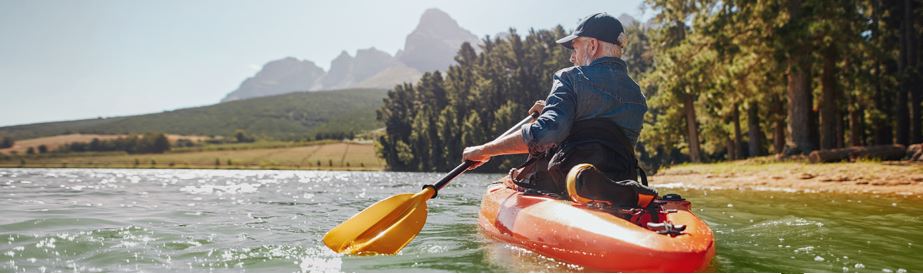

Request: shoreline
left=0, top=164, right=382, bottom=172
left=651, top=160, right=923, bottom=196
left=4, top=160, right=923, bottom=196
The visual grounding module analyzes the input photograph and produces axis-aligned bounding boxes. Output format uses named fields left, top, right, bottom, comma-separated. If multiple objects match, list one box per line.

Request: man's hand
left=503, top=170, right=520, bottom=189
left=462, top=145, right=491, bottom=170
left=528, top=100, right=546, bottom=117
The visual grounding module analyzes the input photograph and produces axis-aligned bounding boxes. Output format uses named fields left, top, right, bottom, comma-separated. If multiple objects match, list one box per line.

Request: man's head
left=557, top=13, right=629, bottom=66
left=569, top=37, right=625, bottom=66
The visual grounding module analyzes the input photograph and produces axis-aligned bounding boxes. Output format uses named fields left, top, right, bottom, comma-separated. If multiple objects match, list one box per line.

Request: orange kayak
left=478, top=181, right=716, bottom=272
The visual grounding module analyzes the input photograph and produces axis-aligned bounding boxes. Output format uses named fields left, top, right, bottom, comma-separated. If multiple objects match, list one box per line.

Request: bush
left=205, top=136, right=230, bottom=144
left=315, top=131, right=355, bottom=141
left=175, top=138, right=197, bottom=147
left=0, top=136, right=13, bottom=149
left=234, top=129, right=256, bottom=143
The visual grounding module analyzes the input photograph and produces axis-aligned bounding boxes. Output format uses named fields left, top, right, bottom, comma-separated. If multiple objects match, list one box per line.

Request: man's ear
left=590, top=39, right=600, bottom=56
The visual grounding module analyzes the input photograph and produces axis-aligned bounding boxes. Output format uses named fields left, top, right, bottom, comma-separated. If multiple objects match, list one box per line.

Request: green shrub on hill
left=0, top=135, right=13, bottom=148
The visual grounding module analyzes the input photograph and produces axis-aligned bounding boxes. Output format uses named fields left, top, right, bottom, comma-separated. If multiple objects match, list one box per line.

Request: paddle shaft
left=429, top=114, right=536, bottom=193
left=323, top=114, right=537, bottom=254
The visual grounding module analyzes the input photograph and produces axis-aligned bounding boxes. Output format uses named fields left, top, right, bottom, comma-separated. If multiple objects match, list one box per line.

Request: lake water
left=1, top=168, right=921, bottom=273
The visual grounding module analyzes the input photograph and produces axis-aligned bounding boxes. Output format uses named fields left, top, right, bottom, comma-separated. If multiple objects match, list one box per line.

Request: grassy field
left=0, top=133, right=209, bottom=155
left=0, top=134, right=122, bottom=154
left=0, top=141, right=383, bottom=171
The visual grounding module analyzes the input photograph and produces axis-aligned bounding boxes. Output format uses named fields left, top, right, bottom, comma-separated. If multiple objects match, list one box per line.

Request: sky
left=0, top=0, right=649, bottom=127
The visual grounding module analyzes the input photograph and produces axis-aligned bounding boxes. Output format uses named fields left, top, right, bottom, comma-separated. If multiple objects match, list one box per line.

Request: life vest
left=511, top=118, right=654, bottom=208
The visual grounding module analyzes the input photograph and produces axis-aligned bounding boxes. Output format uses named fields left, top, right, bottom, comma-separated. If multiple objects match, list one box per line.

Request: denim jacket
left=522, top=57, right=647, bottom=154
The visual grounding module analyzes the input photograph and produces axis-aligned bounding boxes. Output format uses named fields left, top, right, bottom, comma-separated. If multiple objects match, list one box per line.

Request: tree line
left=376, top=28, right=573, bottom=172
left=58, top=133, right=171, bottom=154
left=640, top=0, right=921, bottom=168
left=315, top=131, right=356, bottom=141
left=377, top=0, right=922, bottom=172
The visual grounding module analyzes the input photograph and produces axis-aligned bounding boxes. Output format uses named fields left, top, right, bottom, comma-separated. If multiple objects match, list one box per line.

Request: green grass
left=0, top=88, right=387, bottom=141
left=0, top=141, right=384, bottom=171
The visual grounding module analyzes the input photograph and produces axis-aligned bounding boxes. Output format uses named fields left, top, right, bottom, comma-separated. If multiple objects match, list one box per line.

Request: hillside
left=0, top=88, right=387, bottom=141
left=0, top=141, right=383, bottom=171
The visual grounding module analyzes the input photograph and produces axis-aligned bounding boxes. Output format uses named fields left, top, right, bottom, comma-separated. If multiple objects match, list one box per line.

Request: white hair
left=578, top=33, right=629, bottom=59
left=602, top=33, right=629, bottom=58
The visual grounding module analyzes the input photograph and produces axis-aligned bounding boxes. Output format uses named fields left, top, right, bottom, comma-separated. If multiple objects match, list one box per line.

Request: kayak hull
left=478, top=183, right=715, bottom=272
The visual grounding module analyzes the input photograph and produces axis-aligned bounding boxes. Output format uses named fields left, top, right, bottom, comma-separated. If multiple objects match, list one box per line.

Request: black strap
left=515, top=154, right=541, bottom=169
left=647, top=202, right=660, bottom=223
left=520, top=187, right=564, bottom=199
left=638, top=166, right=648, bottom=186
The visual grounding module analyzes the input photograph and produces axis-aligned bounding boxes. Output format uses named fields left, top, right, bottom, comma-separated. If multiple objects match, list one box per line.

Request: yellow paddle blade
left=323, top=187, right=435, bottom=255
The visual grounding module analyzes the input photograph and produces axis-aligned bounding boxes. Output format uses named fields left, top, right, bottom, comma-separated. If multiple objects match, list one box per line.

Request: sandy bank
left=650, top=161, right=923, bottom=195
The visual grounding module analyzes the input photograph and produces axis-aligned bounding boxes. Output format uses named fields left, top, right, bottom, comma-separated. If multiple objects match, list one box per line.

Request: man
left=462, top=13, right=648, bottom=198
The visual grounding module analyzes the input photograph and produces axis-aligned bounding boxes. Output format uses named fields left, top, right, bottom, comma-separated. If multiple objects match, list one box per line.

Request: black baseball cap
left=556, top=13, right=625, bottom=49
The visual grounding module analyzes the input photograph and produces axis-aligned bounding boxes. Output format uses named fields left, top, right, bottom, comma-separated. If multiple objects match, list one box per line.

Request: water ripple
left=0, top=168, right=920, bottom=273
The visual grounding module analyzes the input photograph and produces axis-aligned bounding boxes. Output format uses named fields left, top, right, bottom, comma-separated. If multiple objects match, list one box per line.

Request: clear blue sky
left=0, top=0, right=648, bottom=127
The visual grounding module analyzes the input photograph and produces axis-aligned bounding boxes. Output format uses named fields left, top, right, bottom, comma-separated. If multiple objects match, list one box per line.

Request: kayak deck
left=478, top=183, right=715, bottom=272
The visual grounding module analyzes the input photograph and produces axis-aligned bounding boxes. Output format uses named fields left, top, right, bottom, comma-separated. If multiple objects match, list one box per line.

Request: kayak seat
left=566, top=163, right=658, bottom=209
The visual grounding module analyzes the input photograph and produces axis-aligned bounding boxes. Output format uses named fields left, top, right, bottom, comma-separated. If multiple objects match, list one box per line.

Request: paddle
left=322, top=114, right=535, bottom=255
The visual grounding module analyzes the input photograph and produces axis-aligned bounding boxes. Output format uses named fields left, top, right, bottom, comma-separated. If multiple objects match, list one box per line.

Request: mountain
left=1, top=89, right=388, bottom=141
left=221, top=57, right=324, bottom=102
left=223, top=8, right=477, bottom=102
left=355, top=63, right=422, bottom=89
left=396, top=8, right=480, bottom=73
left=617, top=14, right=638, bottom=27
left=320, top=48, right=416, bottom=90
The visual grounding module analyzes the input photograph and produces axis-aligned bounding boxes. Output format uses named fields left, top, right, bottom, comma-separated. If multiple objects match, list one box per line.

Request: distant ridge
left=222, top=57, right=325, bottom=102
left=222, top=8, right=479, bottom=102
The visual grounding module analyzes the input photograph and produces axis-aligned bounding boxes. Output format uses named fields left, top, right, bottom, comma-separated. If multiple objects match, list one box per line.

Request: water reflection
left=0, top=168, right=920, bottom=273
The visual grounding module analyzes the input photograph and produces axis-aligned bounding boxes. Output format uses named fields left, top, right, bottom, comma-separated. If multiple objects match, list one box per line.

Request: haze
left=0, top=0, right=646, bottom=127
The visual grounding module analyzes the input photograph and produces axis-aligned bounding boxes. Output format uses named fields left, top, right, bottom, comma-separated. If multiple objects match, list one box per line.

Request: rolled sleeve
left=522, top=70, right=577, bottom=154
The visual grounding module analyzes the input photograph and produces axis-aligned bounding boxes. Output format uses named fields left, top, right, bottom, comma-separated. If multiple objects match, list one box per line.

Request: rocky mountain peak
left=222, top=8, right=476, bottom=101
left=221, top=57, right=324, bottom=102
left=321, top=47, right=401, bottom=90
left=397, top=8, right=480, bottom=73
left=416, top=8, right=461, bottom=34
